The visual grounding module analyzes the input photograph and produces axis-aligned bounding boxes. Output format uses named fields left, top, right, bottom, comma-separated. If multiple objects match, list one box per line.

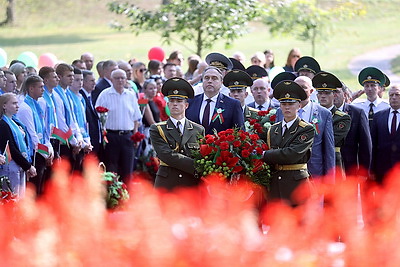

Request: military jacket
left=331, top=106, right=351, bottom=167
left=263, top=117, right=315, bottom=203
left=150, top=118, right=205, bottom=190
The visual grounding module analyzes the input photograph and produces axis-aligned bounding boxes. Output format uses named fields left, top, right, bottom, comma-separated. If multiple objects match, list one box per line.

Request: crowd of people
left=0, top=48, right=397, bottom=205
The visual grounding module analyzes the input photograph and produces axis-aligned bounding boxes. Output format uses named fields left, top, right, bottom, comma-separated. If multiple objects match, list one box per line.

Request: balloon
left=148, top=47, right=165, bottom=62
left=268, top=66, right=285, bottom=82
left=39, top=53, right=58, bottom=68
left=0, top=48, right=7, bottom=67
left=17, top=51, right=38, bottom=68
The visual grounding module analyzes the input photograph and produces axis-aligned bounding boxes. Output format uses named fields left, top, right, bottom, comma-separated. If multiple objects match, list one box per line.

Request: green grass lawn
left=0, top=0, right=399, bottom=90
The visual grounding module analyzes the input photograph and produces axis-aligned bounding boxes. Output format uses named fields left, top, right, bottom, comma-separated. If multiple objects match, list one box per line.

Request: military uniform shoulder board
left=155, top=121, right=167, bottom=126
left=298, top=120, right=310, bottom=128
left=334, top=110, right=346, bottom=117
left=248, top=107, right=259, bottom=113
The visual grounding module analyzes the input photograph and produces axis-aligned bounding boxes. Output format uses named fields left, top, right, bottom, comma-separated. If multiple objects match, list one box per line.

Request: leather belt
left=106, top=129, right=133, bottom=135
left=275, top=163, right=307, bottom=171
left=335, top=147, right=341, bottom=152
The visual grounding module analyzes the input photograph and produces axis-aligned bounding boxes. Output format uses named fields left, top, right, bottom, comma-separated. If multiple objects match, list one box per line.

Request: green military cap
left=358, top=67, right=385, bottom=86
left=271, top=71, right=297, bottom=90
left=161, top=77, right=194, bottom=99
left=273, top=80, right=307, bottom=103
left=245, top=65, right=268, bottom=80
left=223, top=69, right=253, bottom=90
left=229, top=57, right=245, bottom=71
left=205, top=52, right=233, bottom=71
left=384, top=73, right=390, bottom=87
left=312, top=71, right=342, bottom=92
left=295, top=56, right=321, bottom=74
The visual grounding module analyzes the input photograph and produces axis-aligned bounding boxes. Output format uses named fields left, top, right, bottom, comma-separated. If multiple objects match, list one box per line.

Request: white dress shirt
left=17, top=101, right=54, bottom=158
left=170, top=117, right=185, bottom=134
left=353, top=97, right=389, bottom=119
left=200, top=94, right=218, bottom=125
left=299, top=101, right=313, bottom=122
left=95, top=86, right=141, bottom=131
left=282, top=117, right=297, bottom=135
left=53, top=87, right=82, bottom=146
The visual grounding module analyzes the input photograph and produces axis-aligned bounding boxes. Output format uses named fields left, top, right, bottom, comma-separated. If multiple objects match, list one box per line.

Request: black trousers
left=104, top=131, right=135, bottom=184
left=29, top=153, right=47, bottom=195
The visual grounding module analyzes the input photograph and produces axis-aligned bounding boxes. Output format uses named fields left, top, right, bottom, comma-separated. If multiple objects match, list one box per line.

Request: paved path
left=348, top=44, right=400, bottom=85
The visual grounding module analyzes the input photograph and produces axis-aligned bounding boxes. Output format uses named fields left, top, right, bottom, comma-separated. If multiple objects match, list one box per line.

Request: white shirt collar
left=369, top=97, right=383, bottom=107
left=203, top=93, right=219, bottom=102
left=170, top=117, right=185, bottom=129
left=282, top=117, right=297, bottom=130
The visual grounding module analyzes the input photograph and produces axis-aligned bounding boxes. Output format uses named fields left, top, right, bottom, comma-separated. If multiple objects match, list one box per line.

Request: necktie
left=202, top=99, right=212, bottom=130
left=177, top=121, right=182, bottom=136
left=298, top=108, right=304, bottom=119
left=88, top=95, right=94, bottom=111
left=282, top=125, right=287, bottom=136
left=257, top=105, right=263, bottom=111
left=391, top=110, right=398, bottom=136
left=368, top=103, right=374, bottom=127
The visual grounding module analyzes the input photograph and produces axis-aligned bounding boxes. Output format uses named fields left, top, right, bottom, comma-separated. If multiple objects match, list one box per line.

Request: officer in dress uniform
left=313, top=72, right=351, bottom=170
left=150, top=78, right=205, bottom=191
left=263, top=80, right=315, bottom=205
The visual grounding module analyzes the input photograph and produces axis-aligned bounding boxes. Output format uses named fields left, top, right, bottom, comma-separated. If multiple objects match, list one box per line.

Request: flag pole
left=3, top=140, right=9, bottom=156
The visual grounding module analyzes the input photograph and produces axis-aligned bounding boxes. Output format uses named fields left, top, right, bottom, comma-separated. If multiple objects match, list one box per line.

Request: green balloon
left=17, top=51, right=38, bottom=68
left=0, top=48, right=6, bottom=67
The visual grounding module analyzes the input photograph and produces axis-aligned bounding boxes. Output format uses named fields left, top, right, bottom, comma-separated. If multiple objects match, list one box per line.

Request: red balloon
left=148, top=47, right=165, bottom=62
left=39, top=53, right=58, bottom=68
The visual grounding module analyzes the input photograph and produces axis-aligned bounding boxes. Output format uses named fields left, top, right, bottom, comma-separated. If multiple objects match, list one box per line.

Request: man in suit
left=334, top=82, right=372, bottom=177
left=263, top=80, right=315, bottom=205
left=313, top=72, right=351, bottom=170
left=80, top=70, right=102, bottom=158
left=150, top=78, right=205, bottom=190
left=277, top=76, right=335, bottom=183
left=186, top=66, right=244, bottom=135
left=371, top=85, right=400, bottom=184
left=91, top=60, right=118, bottom=104
left=248, top=78, right=273, bottom=110
left=353, top=67, right=389, bottom=129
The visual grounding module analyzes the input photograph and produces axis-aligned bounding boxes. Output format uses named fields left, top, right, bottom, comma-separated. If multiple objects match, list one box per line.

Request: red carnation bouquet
left=96, top=106, right=109, bottom=148
left=245, top=108, right=277, bottom=140
left=130, top=132, right=145, bottom=143
left=192, top=128, right=271, bottom=187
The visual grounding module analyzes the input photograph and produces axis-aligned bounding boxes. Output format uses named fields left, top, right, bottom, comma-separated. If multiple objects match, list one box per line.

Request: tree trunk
left=0, top=0, right=15, bottom=26
left=162, top=0, right=170, bottom=5
left=196, top=28, right=202, bottom=57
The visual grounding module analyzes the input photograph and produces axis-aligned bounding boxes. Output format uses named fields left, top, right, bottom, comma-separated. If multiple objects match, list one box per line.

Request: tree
left=262, top=0, right=365, bottom=56
left=108, top=0, right=261, bottom=57
left=0, top=0, right=15, bottom=26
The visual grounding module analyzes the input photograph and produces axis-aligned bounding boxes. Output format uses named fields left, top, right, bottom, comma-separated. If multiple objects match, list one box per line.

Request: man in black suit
left=80, top=70, right=102, bottom=158
left=91, top=60, right=118, bottom=104
left=371, top=85, right=400, bottom=183
left=334, top=83, right=372, bottom=177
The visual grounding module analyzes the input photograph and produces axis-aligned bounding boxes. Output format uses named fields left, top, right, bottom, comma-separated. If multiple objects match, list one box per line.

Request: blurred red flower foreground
left=1, top=156, right=400, bottom=266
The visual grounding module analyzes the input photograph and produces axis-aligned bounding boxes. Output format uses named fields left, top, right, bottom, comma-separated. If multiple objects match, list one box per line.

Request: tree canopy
left=108, top=0, right=261, bottom=57
left=262, top=0, right=366, bottom=56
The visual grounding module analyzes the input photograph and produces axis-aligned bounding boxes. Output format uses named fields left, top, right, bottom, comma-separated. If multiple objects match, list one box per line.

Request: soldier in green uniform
left=263, top=80, right=315, bottom=205
left=313, top=72, right=351, bottom=170
left=224, top=70, right=257, bottom=118
left=150, top=78, right=205, bottom=191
